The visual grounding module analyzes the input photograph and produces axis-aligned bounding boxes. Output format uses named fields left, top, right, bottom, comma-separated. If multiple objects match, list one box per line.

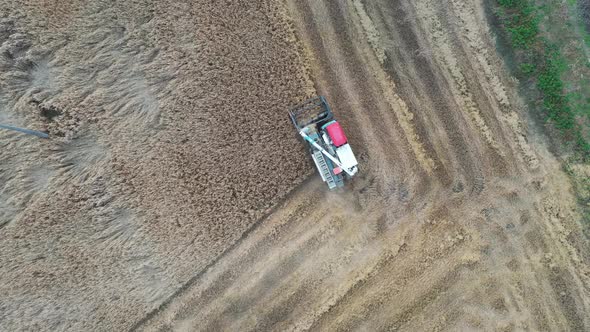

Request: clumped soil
left=0, top=1, right=313, bottom=330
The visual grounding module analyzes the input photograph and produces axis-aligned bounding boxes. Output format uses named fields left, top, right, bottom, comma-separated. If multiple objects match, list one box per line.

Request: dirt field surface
left=1, top=0, right=590, bottom=331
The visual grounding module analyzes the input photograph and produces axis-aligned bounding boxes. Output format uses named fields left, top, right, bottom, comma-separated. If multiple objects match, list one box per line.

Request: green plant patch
left=496, top=0, right=590, bottom=156
left=519, top=62, right=536, bottom=74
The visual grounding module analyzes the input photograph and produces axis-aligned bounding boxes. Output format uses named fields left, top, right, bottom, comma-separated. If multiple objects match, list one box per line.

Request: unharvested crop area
left=1, top=0, right=590, bottom=331
left=0, top=0, right=312, bottom=330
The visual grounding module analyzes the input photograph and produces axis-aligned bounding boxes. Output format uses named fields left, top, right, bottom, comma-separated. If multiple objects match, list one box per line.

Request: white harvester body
left=335, top=144, right=358, bottom=173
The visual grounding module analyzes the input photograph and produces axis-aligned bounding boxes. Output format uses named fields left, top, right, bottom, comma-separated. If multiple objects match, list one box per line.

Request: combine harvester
left=289, top=96, right=358, bottom=189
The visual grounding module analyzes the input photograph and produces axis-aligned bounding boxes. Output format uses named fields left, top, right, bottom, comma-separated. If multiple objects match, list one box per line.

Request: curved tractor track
left=138, top=0, right=590, bottom=330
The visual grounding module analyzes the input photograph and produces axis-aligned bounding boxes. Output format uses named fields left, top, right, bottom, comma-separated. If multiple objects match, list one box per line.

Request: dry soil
left=1, top=0, right=590, bottom=331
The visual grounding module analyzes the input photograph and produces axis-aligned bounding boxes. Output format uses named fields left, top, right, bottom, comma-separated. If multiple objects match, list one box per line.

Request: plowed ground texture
left=2, top=0, right=590, bottom=331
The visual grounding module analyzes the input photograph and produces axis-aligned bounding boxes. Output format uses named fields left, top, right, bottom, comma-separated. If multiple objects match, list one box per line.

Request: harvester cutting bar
left=289, top=96, right=333, bottom=130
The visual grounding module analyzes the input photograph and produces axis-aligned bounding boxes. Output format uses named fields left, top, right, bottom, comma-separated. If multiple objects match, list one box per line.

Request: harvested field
left=1, top=0, right=590, bottom=331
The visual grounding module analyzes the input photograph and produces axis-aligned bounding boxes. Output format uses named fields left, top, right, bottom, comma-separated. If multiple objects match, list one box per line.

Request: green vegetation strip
left=497, top=0, right=590, bottom=157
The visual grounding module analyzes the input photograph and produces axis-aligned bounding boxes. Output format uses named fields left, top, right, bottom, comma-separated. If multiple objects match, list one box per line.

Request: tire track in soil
left=308, top=223, right=473, bottom=331
left=364, top=1, right=473, bottom=190
left=364, top=3, right=459, bottom=186
left=345, top=5, right=448, bottom=184
left=217, top=214, right=381, bottom=331
left=345, top=0, right=437, bottom=178
left=369, top=0, right=487, bottom=193
left=444, top=0, right=540, bottom=171
left=199, top=235, right=325, bottom=330
left=425, top=0, right=517, bottom=175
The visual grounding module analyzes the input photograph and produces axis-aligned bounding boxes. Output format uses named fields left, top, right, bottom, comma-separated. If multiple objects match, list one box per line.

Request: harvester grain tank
left=289, top=96, right=358, bottom=189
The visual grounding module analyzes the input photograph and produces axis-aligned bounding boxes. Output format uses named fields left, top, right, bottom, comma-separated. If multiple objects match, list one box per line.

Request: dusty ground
left=1, top=0, right=590, bottom=331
